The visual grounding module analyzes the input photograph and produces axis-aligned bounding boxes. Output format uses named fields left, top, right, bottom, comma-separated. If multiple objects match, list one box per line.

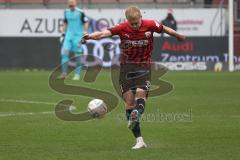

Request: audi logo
left=81, top=38, right=121, bottom=67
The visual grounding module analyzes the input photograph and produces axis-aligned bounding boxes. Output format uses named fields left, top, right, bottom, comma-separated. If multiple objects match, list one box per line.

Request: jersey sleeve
left=108, top=24, right=122, bottom=36
left=64, top=10, right=67, bottom=23
left=151, top=20, right=163, bottom=33
left=81, top=12, right=88, bottom=24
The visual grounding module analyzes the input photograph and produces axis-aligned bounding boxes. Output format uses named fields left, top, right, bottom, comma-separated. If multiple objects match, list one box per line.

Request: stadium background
left=0, top=0, right=239, bottom=70
left=0, top=1, right=240, bottom=160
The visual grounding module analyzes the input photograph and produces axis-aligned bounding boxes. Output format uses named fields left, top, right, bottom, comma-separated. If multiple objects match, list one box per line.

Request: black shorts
left=119, top=64, right=151, bottom=94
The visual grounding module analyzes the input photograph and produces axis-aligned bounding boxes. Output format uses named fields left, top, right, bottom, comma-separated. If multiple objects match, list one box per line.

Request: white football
left=87, top=99, right=107, bottom=118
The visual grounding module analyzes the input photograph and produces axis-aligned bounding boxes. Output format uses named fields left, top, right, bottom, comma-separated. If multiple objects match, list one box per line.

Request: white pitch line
left=0, top=98, right=76, bottom=108
left=0, top=98, right=76, bottom=117
left=0, top=111, right=53, bottom=117
left=0, top=98, right=58, bottom=106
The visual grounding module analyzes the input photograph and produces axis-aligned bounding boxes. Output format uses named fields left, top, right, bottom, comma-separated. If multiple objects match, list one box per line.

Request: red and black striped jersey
left=108, top=19, right=163, bottom=65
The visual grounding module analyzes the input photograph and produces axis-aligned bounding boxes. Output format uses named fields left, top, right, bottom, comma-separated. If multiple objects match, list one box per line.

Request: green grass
left=0, top=70, right=240, bottom=160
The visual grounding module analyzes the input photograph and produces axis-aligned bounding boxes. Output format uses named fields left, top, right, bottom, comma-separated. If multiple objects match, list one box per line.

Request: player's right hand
left=80, top=34, right=90, bottom=44
left=82, top=34, right=91, bottom=40
left=59, top=33, right=65, bottom=43
left=80, top=38, right=86, bottom=44
left=82, top=33, right=100, bottom=40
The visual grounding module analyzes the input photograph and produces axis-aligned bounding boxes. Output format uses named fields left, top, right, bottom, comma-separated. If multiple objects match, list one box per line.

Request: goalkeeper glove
left=80, top=38, right=86, bottom=44
left=59, top=33, right=65, bottom=44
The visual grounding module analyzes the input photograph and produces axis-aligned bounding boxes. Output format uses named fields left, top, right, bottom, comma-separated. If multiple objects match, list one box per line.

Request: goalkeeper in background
left=59, top=0, right=88, bottom=80
left=83, top=6, right=185, bottom=149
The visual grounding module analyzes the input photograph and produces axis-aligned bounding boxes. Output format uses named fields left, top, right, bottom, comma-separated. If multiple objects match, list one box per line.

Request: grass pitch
left=0, top=70, right=240, bottom=160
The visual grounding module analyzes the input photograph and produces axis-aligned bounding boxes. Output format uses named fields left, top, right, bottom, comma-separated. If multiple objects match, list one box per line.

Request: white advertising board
left=0, top=8, right=225, bottom=37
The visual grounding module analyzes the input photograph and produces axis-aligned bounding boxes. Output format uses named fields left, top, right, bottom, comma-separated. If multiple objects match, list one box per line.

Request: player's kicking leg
left=123, top=90, right=147, bottom=149
left=131, top=88, right=148, bottom=149
left=120, top=64, right=150, bottom=149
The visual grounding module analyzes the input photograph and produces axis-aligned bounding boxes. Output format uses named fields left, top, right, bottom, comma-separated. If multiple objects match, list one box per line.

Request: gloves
left=77, top=38, right=86, bottom=48
left=80, top=32, right=88, bottom=44
left=80, top=38, right=86, bottom=44
left=59, top=33, right=65, bottom=44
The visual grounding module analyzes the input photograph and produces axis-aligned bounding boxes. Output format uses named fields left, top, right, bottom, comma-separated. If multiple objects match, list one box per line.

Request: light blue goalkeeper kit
left=61, top=8, right=88, bottom=77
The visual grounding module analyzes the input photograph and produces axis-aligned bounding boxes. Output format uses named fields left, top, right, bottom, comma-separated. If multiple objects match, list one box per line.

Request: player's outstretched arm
left=163, top=25, right=186, bottom=41
left=83, top=30, right=112, bottom=40
left=84, top=22, right=89, bottom=34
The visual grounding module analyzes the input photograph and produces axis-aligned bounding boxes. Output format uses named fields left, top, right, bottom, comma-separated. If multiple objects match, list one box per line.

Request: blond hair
left=68, top=0, right=77, bottom=6
left=125, top=6, right=142, bottom=20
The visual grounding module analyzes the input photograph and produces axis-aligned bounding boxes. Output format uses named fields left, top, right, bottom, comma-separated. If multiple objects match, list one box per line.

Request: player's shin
left=74, top=53, right=82, bottom=76
left=61, top=53, right=69, bottom=76
left=125, top=109, right=133, bottom=121
left=132, top=122, right=141, bottom=138
left=126, top=109, right=141, bottom=138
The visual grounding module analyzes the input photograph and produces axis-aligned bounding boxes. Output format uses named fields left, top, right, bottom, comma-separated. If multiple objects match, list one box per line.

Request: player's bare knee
left=136, top=88, right=147, bottom=100
left=125, top=100, right=135, bottom=109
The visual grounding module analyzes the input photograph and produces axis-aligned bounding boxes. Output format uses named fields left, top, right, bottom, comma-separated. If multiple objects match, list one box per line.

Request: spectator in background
left=59, top=0, right=88, bottom=80
left=161, top=9, right=177, bottom=36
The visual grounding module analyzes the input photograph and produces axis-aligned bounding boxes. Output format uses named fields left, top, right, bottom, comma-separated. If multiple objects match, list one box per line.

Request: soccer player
left=59, top=0, right=88, bottom=80
left=82, top=6, right=185, bottom=149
